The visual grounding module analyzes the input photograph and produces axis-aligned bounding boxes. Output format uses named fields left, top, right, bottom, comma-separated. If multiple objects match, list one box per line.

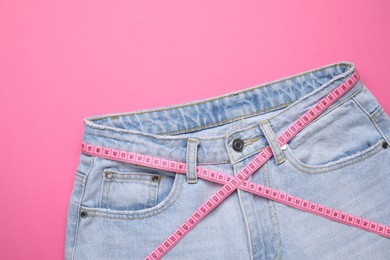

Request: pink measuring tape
left=81, top=70, right=390, bottom=259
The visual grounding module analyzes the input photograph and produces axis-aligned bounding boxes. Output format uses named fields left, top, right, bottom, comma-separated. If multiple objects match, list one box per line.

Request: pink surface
left=1, top=1, right=389, bottom=259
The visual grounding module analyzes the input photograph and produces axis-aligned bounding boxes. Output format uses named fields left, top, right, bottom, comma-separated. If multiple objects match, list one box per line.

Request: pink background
left=1, top=1, right=389, bottom=259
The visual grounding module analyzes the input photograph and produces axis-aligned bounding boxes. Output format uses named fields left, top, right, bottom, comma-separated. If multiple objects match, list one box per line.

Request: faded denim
left=65, top=61, right=390, bottom=259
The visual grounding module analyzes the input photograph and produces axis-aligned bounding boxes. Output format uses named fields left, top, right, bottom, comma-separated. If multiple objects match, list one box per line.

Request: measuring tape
left=81, top=70, right=390, bottom=259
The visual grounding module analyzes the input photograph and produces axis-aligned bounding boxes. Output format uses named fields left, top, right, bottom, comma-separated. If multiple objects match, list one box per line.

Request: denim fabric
left=65, top=61, right=390, bottom=259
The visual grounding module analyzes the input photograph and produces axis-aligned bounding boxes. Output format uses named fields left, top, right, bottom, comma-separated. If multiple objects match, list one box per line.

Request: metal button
left=281, top=144, right=287, bottom=151
left=105, top=172, right=113, bottom=179
left=232, top=138, right=245, bottom=152
left=80, top=211, right=88, bottom=218
left=151, top=175, right=160, bottom=183
left=382, top=141, right=389, bottom=149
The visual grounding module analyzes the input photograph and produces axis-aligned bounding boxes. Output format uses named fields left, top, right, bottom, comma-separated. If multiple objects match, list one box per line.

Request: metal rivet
left=382, top=141, right=389, bottom=149
left=151, top=175, right=160, bottom=183
left=232, top=138, right=245, bottom=152
left=105, top=172, right=113, bottom=179
left=281, top=144, right=287, bottom=151
left=80, top=211, right=88, bottom=218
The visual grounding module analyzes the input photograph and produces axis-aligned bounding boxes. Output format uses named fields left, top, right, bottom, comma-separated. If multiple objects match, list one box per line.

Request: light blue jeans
left=65, top=61, right=390, bottom=259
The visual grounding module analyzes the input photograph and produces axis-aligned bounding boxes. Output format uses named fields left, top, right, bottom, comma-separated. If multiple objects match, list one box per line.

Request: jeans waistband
left=83, top=61, right=362, bottom=166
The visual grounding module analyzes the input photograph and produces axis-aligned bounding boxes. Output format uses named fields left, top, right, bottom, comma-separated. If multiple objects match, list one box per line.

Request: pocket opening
left=284, top=97, right=386, bottom=174
left=284, top=138, right=385, bottom=174
left=78, top=164, right=186, bottom=219
left=100, top=169, right=162, bottom=211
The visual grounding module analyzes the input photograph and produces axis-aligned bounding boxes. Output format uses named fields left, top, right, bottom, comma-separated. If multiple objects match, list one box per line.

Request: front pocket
left=284, top=139, right=386, bottom=174
left=283, top=95, right=387, bottom=174
left=100, top=169, right=162, bottom=211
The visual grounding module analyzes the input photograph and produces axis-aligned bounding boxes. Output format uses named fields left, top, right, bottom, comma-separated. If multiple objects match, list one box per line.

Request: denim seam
left=88, top=63, right=353, bottom=121
left=87, top=142, right=231, bottom=165
left=227, top=138, right=254, bottom=260
left=106, top=179, right=156, bottom=183
left=102, top=178, right=158, bottom=209
left=286, top=87, right=363, bottom=145
left=186, top=140, right=192, bottom=183
left=152, top=180, right=159, bottom=207
left=223, top=102, right=295, bottom=138
left=269, top=127, right=284, bottom=164
left=75, top=171, right=87, bottom=181
left=99, top=172, right=105, bottom=208
left=81, top=175, right=183, bottom=219
left=84, top=103, right=284, bottom=143
left=264, top=162, right=274, bottom=259
left=102, top=170, right=162, bottom=180
left=102, top=180, right=109, bottom=208
left=84, top=102, right=292, bottom=137
left=352, top=97, right=390, bottom=144
left=158, top=102, right=292, bottom=136
left=260, top=162, right=269, bottom=259
left=102, top=178, right=156, bottom=210
left=234, top=164, right=254, bottom=260
left=146, top=180, right=152, bottom=208
left=193, top=139, right=198, bottom=183
left=233, top=146, right=268, bottom=164
left=85, top=129, right=209, bottom=141
left=261, top=120, right=285, bottom=165
left=80, top=174, right=185, bottom=219
left=371, top=107, right=385, bottom=124
left=285, top=140, right=384, bottom=174
left=266, top=161, right=282, bottom=260
left=106, top=180, right=112, bottom=208
left=198, top=160, right=230, bottom=165
left=239, top=118, right=246, bottom=130
left=186, top=138, right=199, bottom=183
left=363, top=103, right=385, bottom=123
left=351, top=96, right=371, bottom=116
left=372, top=114, right=390, bottom=144
left=244, top=136, right=261, bottom=146
left=93, top=131, right=227, bottom=141
left=274, top=83, right=363, bottom=136
left=266, top=69, right=358, bottom=123
left=104, top=180, right=112, bottom=207
left=265, top=161, right=281, bottom=260
left=148, top=181, right=153, bottom=208
left=71, top=156, right=95, bottom=260
left=149, top=182, right=154, bottom=208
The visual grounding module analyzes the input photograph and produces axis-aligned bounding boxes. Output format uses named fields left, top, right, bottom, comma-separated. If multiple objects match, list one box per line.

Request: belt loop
left=259, top=120, right=285, bottom=165
left=186, top=137, right=200, bottom=184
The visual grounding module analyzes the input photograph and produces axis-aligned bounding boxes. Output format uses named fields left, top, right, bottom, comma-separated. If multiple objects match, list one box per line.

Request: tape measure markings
left=81, top=142, right=390, bottom=241
left=80, top=71, right=389, bottom=259
left=142, top=70, right=373, bottom=259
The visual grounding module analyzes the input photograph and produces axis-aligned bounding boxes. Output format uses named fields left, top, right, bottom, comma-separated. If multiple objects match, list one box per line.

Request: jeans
left=65, top=61, right=390, bottom=259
